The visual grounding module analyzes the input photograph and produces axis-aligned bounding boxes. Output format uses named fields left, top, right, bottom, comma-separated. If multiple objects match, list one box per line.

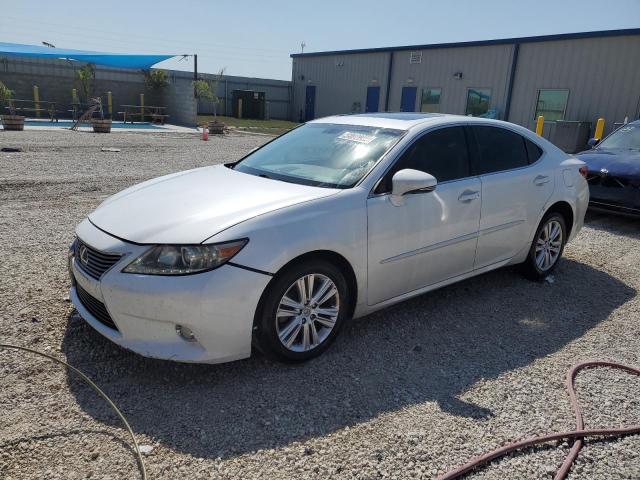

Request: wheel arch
left=252, top=250, right=359, bottom=338
left=545, top=200, right=574, bottom=238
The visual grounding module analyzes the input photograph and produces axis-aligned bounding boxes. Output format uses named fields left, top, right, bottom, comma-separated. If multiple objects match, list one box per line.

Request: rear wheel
left=256, top=260, right=349, bottom=362
left=522, top=212, right=567, bottom=280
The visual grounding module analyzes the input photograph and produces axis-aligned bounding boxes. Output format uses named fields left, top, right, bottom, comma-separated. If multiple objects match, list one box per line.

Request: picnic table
left=5, top=99, right=61, bottom=122
left=119, top=105, right=169, bottom=125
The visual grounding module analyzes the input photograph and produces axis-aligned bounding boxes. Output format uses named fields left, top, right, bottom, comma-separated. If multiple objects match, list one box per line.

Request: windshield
left=233, top=123, right=405, bottom=188
left=598, top=124, right=640, bottom=150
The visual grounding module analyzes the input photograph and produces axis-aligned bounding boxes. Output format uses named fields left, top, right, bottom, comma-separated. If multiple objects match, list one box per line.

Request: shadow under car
left=61, top=258, right=635, bottom=459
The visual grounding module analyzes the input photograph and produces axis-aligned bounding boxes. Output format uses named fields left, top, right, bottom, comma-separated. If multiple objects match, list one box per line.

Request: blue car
left=576, top=120, right=640, bottom=216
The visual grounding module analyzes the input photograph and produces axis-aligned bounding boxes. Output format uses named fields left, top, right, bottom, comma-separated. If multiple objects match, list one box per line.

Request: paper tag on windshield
left=338, top=132, right=376, bottom=144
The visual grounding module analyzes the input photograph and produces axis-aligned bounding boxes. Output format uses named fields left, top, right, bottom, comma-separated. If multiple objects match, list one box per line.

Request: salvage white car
left=69, top=113, right=589, bottom=363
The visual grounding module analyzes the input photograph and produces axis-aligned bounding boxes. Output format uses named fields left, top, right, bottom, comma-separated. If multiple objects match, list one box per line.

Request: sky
left=1, top=0, right=639, bottom=80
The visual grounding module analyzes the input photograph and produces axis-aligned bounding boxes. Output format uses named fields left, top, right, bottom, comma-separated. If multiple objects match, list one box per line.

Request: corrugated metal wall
left=388, top=44, right=514, bottom=115
left=508, top=35, right=640, bottom=134
left=291, top=33, right=640, bottom=135
left=291, top=52, right=391, bottom=121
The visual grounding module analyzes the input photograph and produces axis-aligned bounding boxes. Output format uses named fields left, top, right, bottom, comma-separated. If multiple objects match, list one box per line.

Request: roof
left=309, top=113, right=546, bottom=139
left=291, top=28, right=640, bottom=58
left=310, top=112, right=467, bottom=130
left=0, top=42, right=175, bottom=69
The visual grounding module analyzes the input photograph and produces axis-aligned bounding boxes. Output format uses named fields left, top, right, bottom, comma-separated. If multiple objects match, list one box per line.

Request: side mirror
left=390, top=169, right=437, bottom=206
left=587, top=138, right=600, bottom=148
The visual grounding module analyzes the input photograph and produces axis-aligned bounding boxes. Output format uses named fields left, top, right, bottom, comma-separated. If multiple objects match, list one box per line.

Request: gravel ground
left=1, top=129, right=639, bottom=480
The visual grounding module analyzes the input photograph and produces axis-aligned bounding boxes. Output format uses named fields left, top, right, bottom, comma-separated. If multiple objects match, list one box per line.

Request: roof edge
left=290, top=28, right=640, bottom=58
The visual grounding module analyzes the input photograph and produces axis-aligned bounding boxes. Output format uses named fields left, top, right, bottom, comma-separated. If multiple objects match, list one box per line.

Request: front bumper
left=587, top=174, right=640, bottom=214
left=69, top=219, right=271, bottom=363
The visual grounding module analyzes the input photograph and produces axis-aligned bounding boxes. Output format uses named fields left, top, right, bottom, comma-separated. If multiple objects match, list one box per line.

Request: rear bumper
left=69, top=219, right=271, bottom=364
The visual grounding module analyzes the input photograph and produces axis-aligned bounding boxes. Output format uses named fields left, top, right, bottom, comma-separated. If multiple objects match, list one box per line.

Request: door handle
left=458, top=190, right=480, bottom=202
left=534, top=174, right=551, bottom=186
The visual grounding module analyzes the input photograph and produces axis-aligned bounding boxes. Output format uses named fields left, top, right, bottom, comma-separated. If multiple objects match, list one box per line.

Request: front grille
left=586, top=174, right=600, bottom=185
left=588, top=173, right=632, bottom=189
left=76, top=283, right=119, bottom=331
left=75, top=238, right=122, bottom=280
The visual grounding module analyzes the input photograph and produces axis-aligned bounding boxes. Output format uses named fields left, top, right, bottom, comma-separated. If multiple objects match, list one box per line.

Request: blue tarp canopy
left=0, top=42, right=175, bottom=69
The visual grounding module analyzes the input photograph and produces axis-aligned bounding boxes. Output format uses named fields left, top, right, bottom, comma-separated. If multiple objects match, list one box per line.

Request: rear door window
left=525, top=138, right=543, bottom=164
left=471, top=126, right=529, bottom=175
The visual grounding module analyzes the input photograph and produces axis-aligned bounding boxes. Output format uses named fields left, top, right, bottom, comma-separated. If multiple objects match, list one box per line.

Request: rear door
left=469, top=125, right=554, bottom=269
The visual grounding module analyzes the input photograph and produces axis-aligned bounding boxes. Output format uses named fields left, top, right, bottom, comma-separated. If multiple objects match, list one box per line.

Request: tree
left=75, top=63, right=95, bottom=102
left=193, top=68, right=225, bottom=117
left=0, top=81, right=16, bottom=115
left=142, top=69, right=169, bottom=90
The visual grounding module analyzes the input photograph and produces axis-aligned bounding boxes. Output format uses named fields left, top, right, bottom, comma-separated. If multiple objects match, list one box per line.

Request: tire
left=255, top=260, right=349, bottom=362
left=521, top=212, right=567, bottom=280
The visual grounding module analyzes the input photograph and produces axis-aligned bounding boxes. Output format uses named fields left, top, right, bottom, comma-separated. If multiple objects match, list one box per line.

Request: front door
left=366, top=86, right=380, bottom=113
left=367, top=126, right=481, bottom=305
left=400, top=87, right=417, bottom=112
left=469, top=125, right=555, bottom=269
left=305, top=85, right=316, bottom=121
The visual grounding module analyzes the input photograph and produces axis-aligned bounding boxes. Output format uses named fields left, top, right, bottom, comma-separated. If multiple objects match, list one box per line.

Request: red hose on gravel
left=438, top=361, right=640, bottom=480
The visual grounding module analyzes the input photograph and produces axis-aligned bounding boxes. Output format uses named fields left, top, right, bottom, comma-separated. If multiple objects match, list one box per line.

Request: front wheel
left=522, top=212, right=567, bottom=280
left=255, top=260, right=349, bottom=362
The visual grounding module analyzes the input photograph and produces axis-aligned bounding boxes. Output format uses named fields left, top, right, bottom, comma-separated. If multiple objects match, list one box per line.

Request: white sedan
left=69, top=113, right=589, bottom=363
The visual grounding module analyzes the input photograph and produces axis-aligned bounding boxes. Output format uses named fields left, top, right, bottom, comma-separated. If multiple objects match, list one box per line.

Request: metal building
left=290, top=29, right=640, bottom=137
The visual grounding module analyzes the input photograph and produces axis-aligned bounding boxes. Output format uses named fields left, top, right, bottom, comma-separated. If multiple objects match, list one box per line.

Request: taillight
left=579, top=165, right=588, bottom=178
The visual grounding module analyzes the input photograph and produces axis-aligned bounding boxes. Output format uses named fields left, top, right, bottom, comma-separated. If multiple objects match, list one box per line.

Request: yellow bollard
left=535, top=115, right=544, bottom=136
left=33, top=85, right=40, bottom=118
left=71, top=88, right=79, bottom=119
left=140, top=93, right=144, bottom=122
left=594, top=118, right=605, bottom=140
left=107, top=91, right=113, bottom=117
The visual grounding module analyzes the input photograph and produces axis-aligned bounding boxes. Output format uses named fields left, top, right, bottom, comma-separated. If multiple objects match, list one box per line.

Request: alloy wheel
left=535, top=219, right=563, bottom=271
left=275, top=273, right=340, bottom=353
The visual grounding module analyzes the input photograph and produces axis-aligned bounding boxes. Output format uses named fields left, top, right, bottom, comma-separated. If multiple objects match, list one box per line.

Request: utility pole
left=301, top=41, right=306, bottom=54
left=194, top=54, right=198, bottom=81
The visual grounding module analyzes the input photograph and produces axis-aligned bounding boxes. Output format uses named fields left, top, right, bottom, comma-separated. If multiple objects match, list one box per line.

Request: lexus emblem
left=79, top=245, right=89, bottom=265
left=600, top=168, right=609, bottom=176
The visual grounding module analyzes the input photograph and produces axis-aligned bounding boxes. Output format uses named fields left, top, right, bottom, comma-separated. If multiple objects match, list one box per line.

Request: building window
left=465, top=88, right=492, bottom=116
left=535, top=89, right=569, bottom=121
left=420, top=88, right=441, bottom=113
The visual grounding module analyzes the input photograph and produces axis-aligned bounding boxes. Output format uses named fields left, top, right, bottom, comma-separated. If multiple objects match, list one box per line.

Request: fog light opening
left=175, top=325, right=197, bottom=342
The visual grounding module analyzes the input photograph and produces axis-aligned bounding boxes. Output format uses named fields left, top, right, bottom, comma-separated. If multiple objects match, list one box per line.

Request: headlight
left=122, top=239, right=248, bottom=275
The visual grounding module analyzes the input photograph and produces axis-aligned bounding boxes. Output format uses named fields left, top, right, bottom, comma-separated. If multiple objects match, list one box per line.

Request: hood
left=576, top=148, right=640, bottom=178
left=90, top=164, right=339, bottom=244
